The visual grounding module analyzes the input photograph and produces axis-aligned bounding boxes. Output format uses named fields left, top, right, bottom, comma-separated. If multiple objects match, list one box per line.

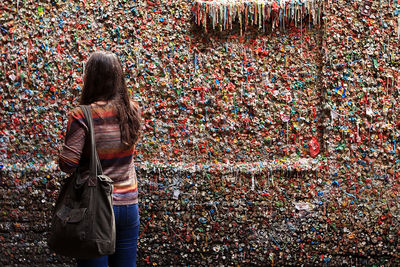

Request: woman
left=59, top=51, right=142, bottom=267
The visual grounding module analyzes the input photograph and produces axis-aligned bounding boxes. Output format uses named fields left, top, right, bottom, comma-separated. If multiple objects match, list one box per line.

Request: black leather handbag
left=48, top=105, right=115, bottom=259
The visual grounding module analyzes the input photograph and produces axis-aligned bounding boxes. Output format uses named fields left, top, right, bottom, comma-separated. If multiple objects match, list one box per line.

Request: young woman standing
left=59, top=51, right=142, bottom=267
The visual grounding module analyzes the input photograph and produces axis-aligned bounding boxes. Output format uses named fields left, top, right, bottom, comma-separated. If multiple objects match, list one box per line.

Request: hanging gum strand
left=194, top=1, right=325, bottom=34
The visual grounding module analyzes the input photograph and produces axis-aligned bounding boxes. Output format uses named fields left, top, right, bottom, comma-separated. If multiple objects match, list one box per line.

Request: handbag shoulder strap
left=81, top=105, right=103, bottom=186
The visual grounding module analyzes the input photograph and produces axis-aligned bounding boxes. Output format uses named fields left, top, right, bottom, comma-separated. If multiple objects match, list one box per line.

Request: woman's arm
left=59, top=107, right=88, bottom=174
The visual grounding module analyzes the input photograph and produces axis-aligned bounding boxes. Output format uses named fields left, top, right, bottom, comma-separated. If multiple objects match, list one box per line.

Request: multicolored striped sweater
left=59, top=101, right=140, bottom=205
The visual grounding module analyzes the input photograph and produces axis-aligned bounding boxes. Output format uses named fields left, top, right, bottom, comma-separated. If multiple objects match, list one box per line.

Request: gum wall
left=0, top=0, right=399, bottom=266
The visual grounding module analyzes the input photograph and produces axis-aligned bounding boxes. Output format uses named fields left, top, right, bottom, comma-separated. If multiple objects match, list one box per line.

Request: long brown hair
left=80, top=51, right=141, bottom=147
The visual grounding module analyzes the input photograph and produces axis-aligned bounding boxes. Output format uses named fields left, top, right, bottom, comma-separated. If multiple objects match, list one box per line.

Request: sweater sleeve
left=131, top=100, right=143, bottom=131
left=59, top=107, right=88, bottom=174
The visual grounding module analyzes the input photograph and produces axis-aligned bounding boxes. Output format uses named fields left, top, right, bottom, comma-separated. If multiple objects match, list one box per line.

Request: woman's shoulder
left=68, top=105, right=85, bottom=120
left=66, top=106, right=88, bottom=130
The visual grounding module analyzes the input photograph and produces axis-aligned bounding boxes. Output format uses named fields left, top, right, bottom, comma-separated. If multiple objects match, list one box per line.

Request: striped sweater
left=59, top=101, right=140, bottom=205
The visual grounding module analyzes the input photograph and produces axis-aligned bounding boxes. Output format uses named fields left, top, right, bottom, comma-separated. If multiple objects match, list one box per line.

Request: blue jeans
left=77, top=204, right=139, bottom=267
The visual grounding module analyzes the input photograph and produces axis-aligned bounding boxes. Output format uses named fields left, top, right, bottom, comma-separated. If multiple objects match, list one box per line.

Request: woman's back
left=59, top=101, right=138, bottom=205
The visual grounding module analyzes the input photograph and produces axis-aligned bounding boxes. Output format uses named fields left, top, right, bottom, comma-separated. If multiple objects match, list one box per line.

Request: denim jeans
left=77, top=204, right=139, bottom=267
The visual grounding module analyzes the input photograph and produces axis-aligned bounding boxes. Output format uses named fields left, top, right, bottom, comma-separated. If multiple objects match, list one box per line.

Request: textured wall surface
left=0, top=0, right=399, bottom=266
